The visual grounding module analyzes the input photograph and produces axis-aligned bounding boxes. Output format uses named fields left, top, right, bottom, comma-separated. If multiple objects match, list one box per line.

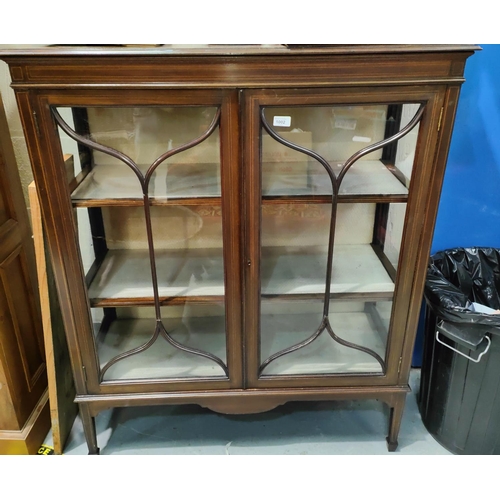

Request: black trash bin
left=420, top=247, right=500, bottom=454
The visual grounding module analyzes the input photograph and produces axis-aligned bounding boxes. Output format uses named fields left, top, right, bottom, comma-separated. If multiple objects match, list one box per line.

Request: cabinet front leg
left=386, top=393, right=406, bottom=452
left=80, top=403, right=100, bottom=455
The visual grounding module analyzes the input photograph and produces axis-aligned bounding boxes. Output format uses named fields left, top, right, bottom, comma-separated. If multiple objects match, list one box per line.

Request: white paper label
left=273, top=116, right=291, bottom=127
left=334, top=118, right=357, bottom=130
left=352, top=136, right=371, bottom=143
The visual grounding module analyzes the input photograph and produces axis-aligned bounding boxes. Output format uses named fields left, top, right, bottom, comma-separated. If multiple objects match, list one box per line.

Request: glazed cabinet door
left=25, top=89, right=242, bottom=394
left=243, top=87, right=446, bottom=388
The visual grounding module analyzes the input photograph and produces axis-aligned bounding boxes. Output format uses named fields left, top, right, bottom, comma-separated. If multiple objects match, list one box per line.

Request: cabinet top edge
left=0, top=44, right=481, bottom=59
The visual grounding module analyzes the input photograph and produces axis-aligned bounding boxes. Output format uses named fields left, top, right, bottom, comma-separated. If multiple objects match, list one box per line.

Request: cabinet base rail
left=76, top=385, right=409, bottom=454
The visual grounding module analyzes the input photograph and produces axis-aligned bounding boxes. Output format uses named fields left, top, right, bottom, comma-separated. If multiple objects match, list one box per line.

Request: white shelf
left=260, top=305, right=391, bottom=375
left=71, top=160, right=407, bottom=202
left=88, top=244, right=394, bottom=302
left=88, top=249, right=225, bottom=300
left=264, top=160, right=408, bottom=197
left=97, top=317, right=227, bottom=381
left=71, top=163, right=221, bottom=201
left=261, top=245, right=394, bottom=296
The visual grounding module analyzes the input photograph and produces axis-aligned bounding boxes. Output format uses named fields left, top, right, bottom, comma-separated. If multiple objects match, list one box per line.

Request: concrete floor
left=46, top=369, right=450, bottom=455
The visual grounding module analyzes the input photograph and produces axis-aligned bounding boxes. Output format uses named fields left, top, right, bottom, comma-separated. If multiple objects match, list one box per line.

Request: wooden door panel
left=0, top=246, right=45, bottom=385
left=0, top=94, right=46, bottom=431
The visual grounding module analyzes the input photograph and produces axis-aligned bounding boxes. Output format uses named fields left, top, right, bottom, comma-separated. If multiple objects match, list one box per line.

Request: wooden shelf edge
left=90, top=295, right=226, bottom=307
left=90, top=292, right=394, bottom=308
left=73, top=196, right=410, bottom=207
left=263, top=194, right=408, bottom=205
left=73, top=197, right=223, bottom=208
left=87, top=244, right=395, bottom=307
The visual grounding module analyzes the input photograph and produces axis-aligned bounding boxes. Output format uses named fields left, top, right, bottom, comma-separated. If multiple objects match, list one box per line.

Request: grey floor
left=46, top=369, right=450, bottom=455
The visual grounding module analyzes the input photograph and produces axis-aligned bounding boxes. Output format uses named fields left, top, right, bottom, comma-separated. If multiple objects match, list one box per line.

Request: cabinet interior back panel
left=100, top=203, right=376, bottom=250
left=102, top=205, right=223, bottom=250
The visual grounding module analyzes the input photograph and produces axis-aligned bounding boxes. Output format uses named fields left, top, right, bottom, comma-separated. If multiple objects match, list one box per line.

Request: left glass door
left=51, top=91, right=242, bottom=389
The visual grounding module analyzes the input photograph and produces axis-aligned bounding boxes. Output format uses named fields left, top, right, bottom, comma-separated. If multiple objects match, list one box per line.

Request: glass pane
left=259, top=102, right=422, bottom=377
left=90, top=205, right=224, bottom=301
left=261, top=202, right=396, bottom=296
left=261, top=203, right=395, bottom=297
left=262, top=104, right=419, bottom=197
left=56, top=106, right=221, bottom=201
left=260, top=201, right=397, bottom=375
left=54, top=105, right=227, bottom=382
left=96, top=305, right=227, bottom=381
left=383, top=203, right=407, bottom=272
left=260, top=300, right=390, bottom=376
left=394, top=104, right=421, bottom=187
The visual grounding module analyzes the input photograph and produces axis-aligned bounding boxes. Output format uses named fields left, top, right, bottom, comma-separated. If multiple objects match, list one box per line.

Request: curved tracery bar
left=259, top=104, right=425, bottom=375
left=337, top=105, right=425, bottom=185
left=52, top=108, right=146, bottom=187
left=52, top=107, right=229, bottom=380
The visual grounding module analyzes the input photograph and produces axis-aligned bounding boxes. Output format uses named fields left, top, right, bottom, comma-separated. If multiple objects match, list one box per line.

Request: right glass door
left=250, top=94, right=428, bottom=381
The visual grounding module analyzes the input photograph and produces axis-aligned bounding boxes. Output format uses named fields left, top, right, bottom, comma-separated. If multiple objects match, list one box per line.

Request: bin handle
left=436, top=330, right=491, bottom=363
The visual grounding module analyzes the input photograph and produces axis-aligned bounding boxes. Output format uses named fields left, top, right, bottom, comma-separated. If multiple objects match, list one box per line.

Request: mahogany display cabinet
left=0, top=45, right=477, bottom=453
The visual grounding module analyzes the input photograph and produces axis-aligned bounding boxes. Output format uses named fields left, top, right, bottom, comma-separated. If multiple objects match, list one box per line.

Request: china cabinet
left=0, top=44, right=477, bottom=453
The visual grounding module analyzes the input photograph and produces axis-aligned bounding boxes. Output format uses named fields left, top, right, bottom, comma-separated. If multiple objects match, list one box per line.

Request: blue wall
left=432, top=44, right=500, bottom=253
left=413, top=44, right=500, bottom=365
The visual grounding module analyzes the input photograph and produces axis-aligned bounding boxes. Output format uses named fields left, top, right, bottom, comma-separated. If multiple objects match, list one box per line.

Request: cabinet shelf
left=263, top=159, right=408, bottom=201
left=88, top=249, right=225, bottom=307
left=261, top=245, right=394, bottom=298
left=70, top=160, right=408, bottom=207
left=71, top=163, right=222, bottom=207
left=87, top=244, right=394, bottom=307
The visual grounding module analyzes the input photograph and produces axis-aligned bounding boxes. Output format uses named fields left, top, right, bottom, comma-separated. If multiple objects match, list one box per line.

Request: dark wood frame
left=0, top=45, right=477, bottom=454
